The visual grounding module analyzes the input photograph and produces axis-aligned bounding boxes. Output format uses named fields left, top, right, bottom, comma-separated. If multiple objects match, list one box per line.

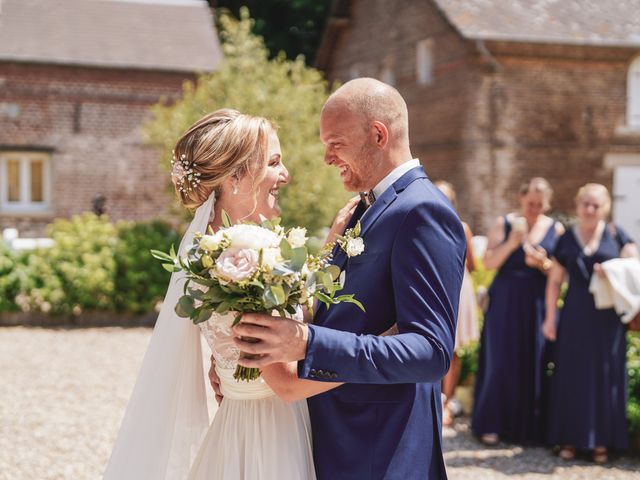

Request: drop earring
left=232, top=184, right=239, bottom=195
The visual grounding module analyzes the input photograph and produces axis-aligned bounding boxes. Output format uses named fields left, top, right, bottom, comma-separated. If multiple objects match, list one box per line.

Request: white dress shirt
left=361, top=159, right=421, bottom=221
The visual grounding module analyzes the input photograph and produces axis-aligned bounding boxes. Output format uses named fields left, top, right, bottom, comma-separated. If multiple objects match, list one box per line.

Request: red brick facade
left=0, top=62, right=192, bottom=236
left=317, top=0, right=640, bottom=233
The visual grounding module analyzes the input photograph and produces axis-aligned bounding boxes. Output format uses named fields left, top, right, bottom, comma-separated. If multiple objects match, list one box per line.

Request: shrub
left=114, top=220, right=180, bottom=313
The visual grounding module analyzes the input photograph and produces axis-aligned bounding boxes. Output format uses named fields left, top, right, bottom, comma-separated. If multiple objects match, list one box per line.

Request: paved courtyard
left=1, top=326, right=639, bottom=479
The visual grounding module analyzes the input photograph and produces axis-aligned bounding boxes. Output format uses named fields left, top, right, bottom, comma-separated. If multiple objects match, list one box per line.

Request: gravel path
left=1, top=326, right=639, bottom=479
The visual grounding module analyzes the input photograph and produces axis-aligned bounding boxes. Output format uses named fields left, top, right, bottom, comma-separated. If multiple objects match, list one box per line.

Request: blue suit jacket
left=299, top=166, right=466, bottom=479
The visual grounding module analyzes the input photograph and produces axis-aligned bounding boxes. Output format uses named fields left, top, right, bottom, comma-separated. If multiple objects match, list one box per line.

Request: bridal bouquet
left=151, top=213, right=364, bottom=381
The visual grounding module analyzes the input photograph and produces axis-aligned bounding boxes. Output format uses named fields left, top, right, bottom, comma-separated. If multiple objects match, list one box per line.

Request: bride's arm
left=261, top=324, right=399, bottom=403
left=261, top=362, right=342, bottom=403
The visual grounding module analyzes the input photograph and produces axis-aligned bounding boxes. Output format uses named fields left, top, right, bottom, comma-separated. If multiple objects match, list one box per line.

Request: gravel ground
left=1, top=326, right=639, bottom=479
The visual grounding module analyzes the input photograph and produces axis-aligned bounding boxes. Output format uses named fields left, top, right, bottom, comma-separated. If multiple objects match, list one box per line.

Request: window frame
left=0, top=151, right=53, bottom=215
left=628, top=56, right=640, bottom=129
left=416, top=38, right=435, bottom=86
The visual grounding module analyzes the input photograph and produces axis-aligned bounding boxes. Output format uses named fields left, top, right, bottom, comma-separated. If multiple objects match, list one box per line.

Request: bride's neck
left=210, top=198, right=258, bottom=230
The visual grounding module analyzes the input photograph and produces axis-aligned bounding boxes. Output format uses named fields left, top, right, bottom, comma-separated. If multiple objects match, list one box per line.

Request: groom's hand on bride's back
left=208, top=355, right=223, bottom=405
left=233, top=314, right=308, bottom=368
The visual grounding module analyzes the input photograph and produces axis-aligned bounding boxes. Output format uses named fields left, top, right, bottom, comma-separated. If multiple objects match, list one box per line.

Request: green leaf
left=175, top=295, right=195, bottom=317
left=169, top=244, right=176, bottom=259
left=334, top=294, right=366, bottom=312
left=280, top=238, right=293, bottom=260
left=270, top=285, right=286, bottom=305
left=325, top=265, right=341, bottom=281
left=161, top=263, right=180, bottom=273
left=354, top=221, right=361, bottom=237
left=232, top=312, right=244, bottom=326
left=150, top=249, right=173, bottom=262
left=221, top=210, right=232, bottom=228
left=193, top=307, right=213, bottom=324
left=187, top=287, right=205, bottom=301
left=290, top=247, right=307, bottom=272
left=285, top=304, right=297, bottom=315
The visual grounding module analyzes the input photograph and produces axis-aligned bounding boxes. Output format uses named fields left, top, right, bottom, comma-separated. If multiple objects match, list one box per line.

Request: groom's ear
left=371, top=121, right=389, bottom=149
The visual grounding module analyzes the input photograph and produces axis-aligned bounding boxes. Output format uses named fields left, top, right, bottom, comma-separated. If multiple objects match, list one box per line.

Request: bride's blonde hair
left=171, top=109, right=275, bottom=209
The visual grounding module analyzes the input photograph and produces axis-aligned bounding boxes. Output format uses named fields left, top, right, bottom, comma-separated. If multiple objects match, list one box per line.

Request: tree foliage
left=211, top=0, right=332, bottom=64
left=144, top=9, right=347, bottom=233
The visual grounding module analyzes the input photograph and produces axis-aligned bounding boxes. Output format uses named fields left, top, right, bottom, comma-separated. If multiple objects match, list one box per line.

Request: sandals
left=558, top=446, right=576, bottom=461
left=592, top=447, right=608, bottom=464
left=558, top=446, right=608, bottom=463
left=480, top=433, right=499, bottom=446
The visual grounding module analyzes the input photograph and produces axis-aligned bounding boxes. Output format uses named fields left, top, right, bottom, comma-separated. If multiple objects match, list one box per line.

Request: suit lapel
left=330, top=201, right=366, bottom=271
left=359, top=166, right=427, bottom=237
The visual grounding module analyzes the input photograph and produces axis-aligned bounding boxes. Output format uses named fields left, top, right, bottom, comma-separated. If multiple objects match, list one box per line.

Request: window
left=628, top=56, right=640, bottom=128
left=416, top=39, right=434, bottom=85
left=0, top=151, right=52, bottom=214
left=380, top=65, right=396, bottom=86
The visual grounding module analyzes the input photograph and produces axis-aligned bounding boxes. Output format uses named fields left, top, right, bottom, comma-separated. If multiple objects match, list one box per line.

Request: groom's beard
left=348, top=144, right=382, bottom=191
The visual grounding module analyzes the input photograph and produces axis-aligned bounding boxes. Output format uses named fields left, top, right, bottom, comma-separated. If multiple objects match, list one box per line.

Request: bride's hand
left=325, top=196, right=361, bottom=246
left=208, top=355, right=223, bottom=405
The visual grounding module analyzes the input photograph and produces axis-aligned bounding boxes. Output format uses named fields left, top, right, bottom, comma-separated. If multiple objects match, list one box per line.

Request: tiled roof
left=0, top=0, right=222, bottom=72
left=433, top=0, right=640, bottom=47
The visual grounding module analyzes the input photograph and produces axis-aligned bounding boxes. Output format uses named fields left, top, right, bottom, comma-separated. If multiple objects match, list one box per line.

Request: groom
left=233, top=78, right=466, bottom=479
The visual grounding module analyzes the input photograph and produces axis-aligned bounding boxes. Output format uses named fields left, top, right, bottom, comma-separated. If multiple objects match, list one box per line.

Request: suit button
left=310, top=369, right=317, bottom=377
left=317, top=369, right=324, bottom=377
left=330, top=373, right=338, bottom=379
left=324, top=372, right=332, bottom=379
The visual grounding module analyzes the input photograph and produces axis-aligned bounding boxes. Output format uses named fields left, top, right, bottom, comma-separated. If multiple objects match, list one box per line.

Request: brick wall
left=0, top=62, right=193, bottom=237
left=318, top=0, right=640, bottom=234
left=466, top=44, right=640, bottom=231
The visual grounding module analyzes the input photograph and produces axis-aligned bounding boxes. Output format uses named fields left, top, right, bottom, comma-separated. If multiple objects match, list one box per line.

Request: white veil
left=103, top=192, right=216, bottom=480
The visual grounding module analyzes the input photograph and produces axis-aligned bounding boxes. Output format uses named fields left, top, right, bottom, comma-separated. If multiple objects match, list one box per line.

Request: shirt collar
left=371, top=159, right=421, bottom=199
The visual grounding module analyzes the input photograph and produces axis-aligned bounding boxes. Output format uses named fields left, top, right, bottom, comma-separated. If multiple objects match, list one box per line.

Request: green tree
left=211, top=1, right=332, bottom=64
left=145, top=9, right=347, bottom=233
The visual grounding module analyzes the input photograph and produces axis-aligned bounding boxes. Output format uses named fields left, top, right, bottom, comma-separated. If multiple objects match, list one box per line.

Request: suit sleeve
left=298, top=201, right=466, bottom=384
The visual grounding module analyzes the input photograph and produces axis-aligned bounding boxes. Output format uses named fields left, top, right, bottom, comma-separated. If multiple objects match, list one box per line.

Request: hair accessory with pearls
left=171, top=151, right=201, bottom=193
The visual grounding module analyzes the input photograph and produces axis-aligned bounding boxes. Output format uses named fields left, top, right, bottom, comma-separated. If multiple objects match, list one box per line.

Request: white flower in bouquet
left=287, top=227, right=308, bottom=248
left=199, top=232, right=223, bottom=252
left=261, top=247, right=283, bottom=270
left=222, top=224, right=280, bottom=250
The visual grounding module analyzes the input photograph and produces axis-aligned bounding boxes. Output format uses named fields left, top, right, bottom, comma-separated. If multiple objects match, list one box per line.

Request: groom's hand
left=232, top=313, right=309, bottom=368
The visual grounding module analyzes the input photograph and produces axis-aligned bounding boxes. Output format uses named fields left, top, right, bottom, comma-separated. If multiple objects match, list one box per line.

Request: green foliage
left=215, top=1, right=332, bottom=65
left=1, top=214, right=178, bottom=316
left=628, top=332, right=640, bottom=433
left=144, top=8, right=348, bottom=233
left=38, top=213, right=118, bottom=313
left=114, top=220, right=181, bottom=313
left=0, top=242, right=22, bottom=312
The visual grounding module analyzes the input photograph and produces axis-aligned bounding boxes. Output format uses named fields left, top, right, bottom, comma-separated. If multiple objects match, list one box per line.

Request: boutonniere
left=336, top=221, right=365, bottom=257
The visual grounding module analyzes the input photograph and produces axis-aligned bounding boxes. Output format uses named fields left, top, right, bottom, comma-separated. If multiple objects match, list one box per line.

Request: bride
left=104, top=109, right=351, bottom=479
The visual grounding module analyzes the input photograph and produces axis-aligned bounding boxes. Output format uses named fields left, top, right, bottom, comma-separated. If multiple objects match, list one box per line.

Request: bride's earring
left=232, top=184, right=239, bottom=195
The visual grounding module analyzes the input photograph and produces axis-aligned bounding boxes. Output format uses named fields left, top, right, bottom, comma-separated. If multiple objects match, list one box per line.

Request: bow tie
left=360, top=190, right=376, bottom=208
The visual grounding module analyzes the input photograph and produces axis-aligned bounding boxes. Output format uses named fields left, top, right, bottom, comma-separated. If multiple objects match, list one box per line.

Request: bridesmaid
left=543, top=183, right=639, bottom=463
left=435, top=181, right=480, bottom=427
left=472, top=177, right=564, bottom=445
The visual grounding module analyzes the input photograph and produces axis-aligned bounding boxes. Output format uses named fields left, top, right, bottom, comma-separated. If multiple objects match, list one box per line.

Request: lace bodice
left=199, top=312, right=242, bottom=370
left=198, top=309, right=303, bottom=400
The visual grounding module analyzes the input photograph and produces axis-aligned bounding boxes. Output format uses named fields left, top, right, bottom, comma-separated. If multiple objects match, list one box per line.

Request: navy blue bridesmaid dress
left=472, top=217, right=559, bottom=444
left=546, top=225, right=633, bottom=450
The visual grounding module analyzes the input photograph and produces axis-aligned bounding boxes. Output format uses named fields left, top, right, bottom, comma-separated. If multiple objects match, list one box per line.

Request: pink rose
left=215, top=246, right=258, bottom=282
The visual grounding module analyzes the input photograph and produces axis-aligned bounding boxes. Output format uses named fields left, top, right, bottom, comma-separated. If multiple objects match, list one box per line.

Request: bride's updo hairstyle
left=171, top=108, right=274, bottom=209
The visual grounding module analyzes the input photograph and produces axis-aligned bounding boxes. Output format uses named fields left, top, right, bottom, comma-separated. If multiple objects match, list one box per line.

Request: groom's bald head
left=323, top=78, right=409, bottom=143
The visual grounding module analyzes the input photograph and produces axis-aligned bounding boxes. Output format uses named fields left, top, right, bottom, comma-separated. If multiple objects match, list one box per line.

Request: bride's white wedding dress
left=104, top=192, right=316, bottom=480
left=188, top=312, right=316, bottom=479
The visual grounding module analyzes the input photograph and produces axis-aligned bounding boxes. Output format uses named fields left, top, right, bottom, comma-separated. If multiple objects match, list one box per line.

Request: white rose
left=287, top=227, right=308, bottom=248
left=346, top=237, right=364, bottom=257
left=199, top=233, right=222, bottom=252
left=261, top=247, right=283, bottom=270
left=223, top=224, right=280, bottom=250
